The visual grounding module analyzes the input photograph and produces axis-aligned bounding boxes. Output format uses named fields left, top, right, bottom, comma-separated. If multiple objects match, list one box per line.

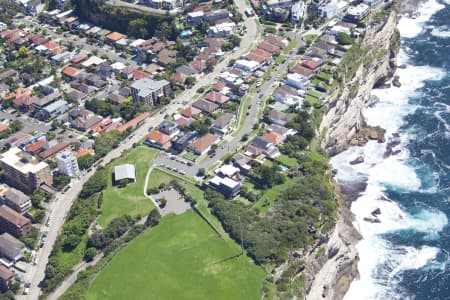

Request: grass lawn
left=253, top=177, right=294, bottom=214
left=305, top=95, right=319, bottom=106
left=233, top=95, right=252, bottom=136
left=282, top=39, right=298, bottom=55
left=307, top=90, right=324, bottom=99
left=182, top=151, right=199, bottom=162
left=275, top=155, right=299, bottom=168
left=86, top=211, right=265, bottom=300
left=97, top=147, right=158, bottom=226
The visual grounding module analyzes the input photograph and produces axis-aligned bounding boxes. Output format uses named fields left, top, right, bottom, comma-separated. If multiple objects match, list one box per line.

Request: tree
left=159, top=198, right=167, bottom=208
left=185, top=76, right=195, bottom=87
left=18, top=46, right=27, bottom=57
left=9, top=120, right=23, bottom=133
left=336, top=32, right=352, bottom=45
left=84, top=247, right=97, bottom=262
left=118, top=178, right=129, bottom=188
left=197, top=168, right=206, bottom=177
left=128, top=18, right=148, bottom=38
left=205, top=58, right=217, bottom=73
left=145, top=209, right=161, bottom=227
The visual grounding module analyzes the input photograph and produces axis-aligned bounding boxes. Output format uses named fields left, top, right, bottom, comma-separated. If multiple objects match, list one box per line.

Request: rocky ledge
left=350, top=126, right=386, bottom=146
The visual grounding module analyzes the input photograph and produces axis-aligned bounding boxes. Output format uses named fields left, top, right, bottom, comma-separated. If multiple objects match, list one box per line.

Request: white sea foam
left=431, top=26, right=450, bottom=38
left=397, top=0, right=445, bottom=38
left=331, top=27, right=447, bottom=300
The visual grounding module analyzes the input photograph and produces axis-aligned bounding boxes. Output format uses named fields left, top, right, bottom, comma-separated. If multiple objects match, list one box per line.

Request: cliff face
left=320, top=11, right=399, bottom=156
left=72, top=0, right=173, bottom=37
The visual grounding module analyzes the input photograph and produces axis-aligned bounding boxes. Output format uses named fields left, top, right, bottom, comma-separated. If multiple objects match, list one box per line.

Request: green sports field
left=86, top=210, right=265, bottom=300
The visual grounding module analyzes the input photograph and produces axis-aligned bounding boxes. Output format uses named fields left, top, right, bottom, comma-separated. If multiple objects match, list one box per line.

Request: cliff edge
left=320, top=9, right=399, bottom=156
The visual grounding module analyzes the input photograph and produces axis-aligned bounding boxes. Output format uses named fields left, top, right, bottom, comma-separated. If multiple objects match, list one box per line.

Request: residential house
left=187, top=133, right=219, bottom=155
left=144, top=130, right=172, bottom=150
left=257, top=41, right=281, bottom=54
left=208, top=22, right=235, bottom=38
left=172, top=131, right=198, bottom=153
left=116, top=112, right=150, bottom=133
left=85, top=74, right=107, bottom=88
left=38, top=141, right=71, bottom=160
left=187, top=11, right=204, bottom=24
left=68, top=108, right=102, bottom=131
left=192, top=99, right=219, bottom=114
left=175, top=65, right=198, bottom=77
left=273, top=84, right=303, bottom=107
left=234, top=59, right=260, bottom=73
left=262, top=131, right=284, bottom=145
left=232, top=153, right=253, bottom=175
left=211, top=113, right=233, bottom=135
left=62, top=66, right=82, bottom=80
left=204, top=9, right=229, bottom=23
left=0, top=205, right=31, bottom=238
left=181, top=106, right=201, bottom=118
left=157, top=49, right=177, bottom=66
left=120, top=66, right=135, bottom=80
left=105, top=32, right=125, bottom=45
left=285, top=73, right=310, bottom=90
left=0, top=233, right=25, bottom=263
left=204, top=91, right=230, bottom=105
left=158, top=120, right=180, bottom=137
left=39, top=99, right=68, bottom=121
left=0, top=265, right=14, bottom=292
left=268, top=110, right=292, bottom=126
left=1, top=188, right=32, bottom=214
left=208, top=176, right=240, bottom=198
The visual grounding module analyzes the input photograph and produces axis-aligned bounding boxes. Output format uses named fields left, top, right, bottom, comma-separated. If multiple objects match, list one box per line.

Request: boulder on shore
left=363, top=217, right=381, bottom=223
left=393, top=75, right=401, bottom=87
left=371, top=208, right=381, bottom=216
left=350, top=156, right=364, bottom=165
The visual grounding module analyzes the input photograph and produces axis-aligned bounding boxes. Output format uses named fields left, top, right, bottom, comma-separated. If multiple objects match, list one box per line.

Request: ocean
left=330, top=0, right=450, bottom=299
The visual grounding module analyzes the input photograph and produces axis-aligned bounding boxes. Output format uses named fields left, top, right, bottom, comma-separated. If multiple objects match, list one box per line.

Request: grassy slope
left=86, top=211, right=265, bottom=300
left=148, top=168, right=227, bottom=237
left=97, top=147, right=158, bottom=226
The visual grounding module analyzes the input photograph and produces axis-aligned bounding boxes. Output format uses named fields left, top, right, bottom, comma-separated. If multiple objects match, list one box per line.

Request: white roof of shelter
left=114, top=164, right=136, bottom=181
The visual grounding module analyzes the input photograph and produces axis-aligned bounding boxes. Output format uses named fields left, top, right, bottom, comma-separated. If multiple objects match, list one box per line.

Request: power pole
left=238, top=216, right=244, bottom=255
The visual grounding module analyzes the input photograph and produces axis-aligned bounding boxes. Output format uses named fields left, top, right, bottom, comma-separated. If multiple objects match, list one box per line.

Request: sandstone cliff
left=320, top=10, right=399, bottom=156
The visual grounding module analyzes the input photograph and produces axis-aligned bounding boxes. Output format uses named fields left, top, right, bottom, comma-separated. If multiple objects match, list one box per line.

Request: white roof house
left=234, top=59, right=260, bottom=72
left=114, top=164, right=136, bottom=182
left=82, top=56, right=106, bottom=67
left=111, top=62, right=126, bottom=71
left=215, top=164, right=240, bottom=177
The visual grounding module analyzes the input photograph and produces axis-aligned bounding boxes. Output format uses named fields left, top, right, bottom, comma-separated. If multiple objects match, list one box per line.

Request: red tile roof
left=189, top=134, right=218, bottom=153
left=262, top=132, right=283, bottom=145
left=147, top=130, right=171, bottom=144
left=63, top=66, right=81, bottom=78
left=25, top=139, right=47, bottom=154
left=106, top=32, right=124, bottom=42
left=39, top=141, right=70, bottom=159
left=301, top=60, right=322, bottom=70
left=181, top=106, right=201, bottom=118
left=117, top=112, right=150, bottom=133
left=257, top=41, right=280, bottom=54
left=204, top=91, right=230, bottom=105
left=75, top=148, right=95, bottom=158
left=132, top=70, right=150, bottom=80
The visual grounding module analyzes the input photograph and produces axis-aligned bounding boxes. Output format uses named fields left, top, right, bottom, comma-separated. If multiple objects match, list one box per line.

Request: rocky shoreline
left=305, top=1, right=426, bottom=298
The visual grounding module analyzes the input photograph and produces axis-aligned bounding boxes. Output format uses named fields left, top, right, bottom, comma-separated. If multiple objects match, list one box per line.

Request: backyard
left=86, top=211, right=265, bottom=300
